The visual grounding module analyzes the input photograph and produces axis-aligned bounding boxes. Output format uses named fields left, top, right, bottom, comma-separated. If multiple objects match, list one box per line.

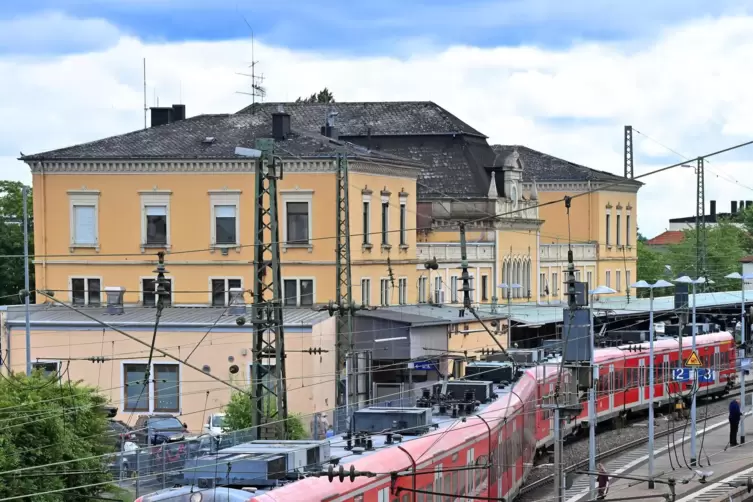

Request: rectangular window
left=153, top=364, right=179, bottom=412
left=142, top=278, right=172, bottom=307
left=32, top=361, right=59, bottom=377
left=73, top=205, right=97, bottom=245
left=606, top=213, right=611, bottom=246
left=587, top=271, right=593, bottom=289
left=286, top=201, right=309, bottom=244
left=540, top=273, right=546, bottom=295
left=552, top=272, right=558, bottom=296
left=626, top=270, right=631, bottom=291
left=398, top=278, right=407, bottom=305
left=214, top=205, right=237, bottom=245
left=380, top=279, right=390, bottom=306
left=124, top=363, right=149, bottom=412
left=363, top=201, right=370, bottom=245
left=124, top=362, right=180, bottom=413
left=361, top=278, right=371, bottom=306
left=434, top=276, right=442, bottom=303
left=626, top=214, right=631, bottom=246
left=606, top=271, right=611, bottom=289
left=616, top=270, right=622, bottom=291
left=616, top=214, right=622, bottom=246
left=418, top=276, right=428, bottom=303
left=451, top=276, right=458, bottom=303
left=381, top=202, right=389, bottom=245
left=145, top=205, right=167, bottom=245
left=575, top=270, right=581, bottom=281
left=283, top=279, right=313, bottom=306
left=481, top=275, right=488, bottom=301
left=71, top=278, right=101, bottom=306
left=399, top=203, right=407, bottom=246
left=211, top=278, right=242, bottom=307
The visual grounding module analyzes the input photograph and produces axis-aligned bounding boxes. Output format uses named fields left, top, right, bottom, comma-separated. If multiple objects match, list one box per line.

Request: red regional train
left=250, top=332, right=737, bottom=502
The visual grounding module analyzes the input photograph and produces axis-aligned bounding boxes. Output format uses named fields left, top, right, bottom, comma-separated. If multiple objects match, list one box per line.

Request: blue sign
left=697, top=368, right=715, bottom=383
left=673, top=368, right=691, bottom=382
left=413, top=361, right=436, bottom=371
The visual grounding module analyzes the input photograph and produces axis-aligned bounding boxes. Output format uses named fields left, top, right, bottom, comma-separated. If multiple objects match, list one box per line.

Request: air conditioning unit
left=433, top=380, right=495, bottom=403
left=185, top=452, right=287, bottom=486
left=352, top=407, right=433, bottom=435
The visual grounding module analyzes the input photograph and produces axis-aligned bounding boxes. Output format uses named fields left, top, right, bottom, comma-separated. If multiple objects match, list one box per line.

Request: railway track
left=517, top=383, right=749, bottom=502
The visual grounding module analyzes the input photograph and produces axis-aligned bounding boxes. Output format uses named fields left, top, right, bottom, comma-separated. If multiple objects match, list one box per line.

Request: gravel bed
left=522, top=395, right=734, bottom=486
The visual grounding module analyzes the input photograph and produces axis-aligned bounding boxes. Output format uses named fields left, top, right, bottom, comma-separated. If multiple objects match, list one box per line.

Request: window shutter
left=74, top=206, right=96, bottom=244
left=146, top=206, right=167, bottom=216
left=215, top=205, right=236, bottom=218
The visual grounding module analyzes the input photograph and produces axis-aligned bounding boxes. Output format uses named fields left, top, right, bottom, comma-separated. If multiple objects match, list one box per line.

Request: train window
left=417, top=494, right=425, bottom=502
left=402, top=494, right=410, bottom=502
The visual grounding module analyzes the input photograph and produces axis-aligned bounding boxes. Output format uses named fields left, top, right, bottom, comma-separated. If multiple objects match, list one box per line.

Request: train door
left=714, top=346, right=721, bottom=388
left=662, top=355, right=670, bottom=401
left=609, top=365, right=615, bottom=410
left=638, top=359, right=647, bottom=404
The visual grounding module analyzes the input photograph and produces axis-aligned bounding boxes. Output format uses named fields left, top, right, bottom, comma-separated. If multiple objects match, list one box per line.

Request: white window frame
left=68, top=189, right=100, bottom=251
left=605, top=209, right=612, bottom=247
left=69, top=275, right=103, bottom=306
left=616, top=270, right=622, bottom=292
left=31, top=359, right=61, bottom=377
left=626, top=270, right=632, bottom=292
left=380, top=278, right=391, bottom=306
left=281, top=189, right=314, bottom=252
left=208, top=190, right=241, bottom=250
left=399, top=194, right=408, bottom=248
left=606, top=270, right=611, bottom=289
left=139, top=275, right=174, bottom=306
left=539, top=272, right=546, bottom=296
left=626, top=212, right=632, bottom=247
left=481, top=274, right=489, bottom=301
left=361, top=278, right=371, bottom=307
left=208, top=276, right=244, bottom=307
left=552, top=272, right=559, bottom=296
left=381, top=193, right=390, bottom=248
left=418, top=276, right=428, bottom=303
left=587, top=271, right=593, bottom=289
left=282, top=277, right=316, bottom=307
left=120, top=360, right=182, bottom=414
left=450, top=275, right=459, bottom=303
left=398, top=277, right=408, bottom=305
left=139, top=190, right=172, bottom=252
left=362, top=192, right=372, bottom=248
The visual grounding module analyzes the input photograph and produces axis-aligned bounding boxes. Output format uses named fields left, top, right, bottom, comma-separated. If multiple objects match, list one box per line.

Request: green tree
left=0, top=371, right=113, bottom=501
left=295, top=87, right=335, bottom=104
left=636, top=241, right=673, bottom=297
left=0, top=181, right=34, bottom=305
left=223, top=391, right=308, bottom=440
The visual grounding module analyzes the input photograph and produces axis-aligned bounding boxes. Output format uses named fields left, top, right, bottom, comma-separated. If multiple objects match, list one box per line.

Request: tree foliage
left=0, top=181, right=34, bottom=305
left=636, top=221, right=747, bottom=296
left=295, top=87, right=335, bottom=104
left=0, top=371, right=113, bottom=501
left=223, top=391, right=308, bottom=440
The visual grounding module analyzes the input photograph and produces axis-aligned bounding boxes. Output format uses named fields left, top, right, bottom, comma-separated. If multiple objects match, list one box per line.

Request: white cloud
left=5, top=14, right=753, bottom=239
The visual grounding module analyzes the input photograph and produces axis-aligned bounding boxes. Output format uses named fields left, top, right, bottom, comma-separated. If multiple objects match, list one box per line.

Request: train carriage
left=247, top=331, right=736, bottom=502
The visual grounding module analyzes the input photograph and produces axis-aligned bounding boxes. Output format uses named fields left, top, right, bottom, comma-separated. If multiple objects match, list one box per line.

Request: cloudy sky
left=3, top=1, right=753, bottom=238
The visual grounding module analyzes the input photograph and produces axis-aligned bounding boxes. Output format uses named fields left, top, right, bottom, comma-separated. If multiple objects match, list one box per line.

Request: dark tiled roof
left=238, top=101, right=486, bottom=138
left=491, top=145, right=642, bottom=185
left=646, top=230, right=685, bottom=246
left=20, top=113, right=419, bottom=166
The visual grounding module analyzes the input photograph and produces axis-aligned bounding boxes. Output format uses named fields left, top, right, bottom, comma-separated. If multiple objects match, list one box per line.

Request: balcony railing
left=417, top=242, right=495, bottom=262
left=539, top=243, right=597, bottom=262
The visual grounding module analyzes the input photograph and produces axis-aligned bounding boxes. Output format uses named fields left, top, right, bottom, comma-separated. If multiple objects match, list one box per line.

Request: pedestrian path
left=576, top=412, right=753, bottom=502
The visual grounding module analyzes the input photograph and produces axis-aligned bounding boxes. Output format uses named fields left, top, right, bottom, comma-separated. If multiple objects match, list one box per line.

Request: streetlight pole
left=726, top=271, right=752, bottom=444
left=632, top=279, right=674, bottom=488
left=587, top=285, right=616, bottom=499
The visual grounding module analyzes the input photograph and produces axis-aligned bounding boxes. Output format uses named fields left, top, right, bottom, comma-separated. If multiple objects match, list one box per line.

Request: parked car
left=134, top=485, right=258, bottom=501
left=133, top=414, right=189, bottom=446
left=203, top=413, right=227, bottom=436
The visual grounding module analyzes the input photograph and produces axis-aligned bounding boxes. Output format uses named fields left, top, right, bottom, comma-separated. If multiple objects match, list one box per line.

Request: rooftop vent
left=228, top=288, right=246, bottom=316
left=150, top=104, right=187, bottom=128
left=104, top=287, right=125, bottom=315
left=321, top=110, right=339, bottom=140
left=272, top=109, right=291, bottom=141
left=202, top=137, right=216, bottom=144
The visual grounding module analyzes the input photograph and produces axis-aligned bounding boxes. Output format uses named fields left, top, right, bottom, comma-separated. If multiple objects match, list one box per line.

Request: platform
left=568, top=410, right=753, bottom=502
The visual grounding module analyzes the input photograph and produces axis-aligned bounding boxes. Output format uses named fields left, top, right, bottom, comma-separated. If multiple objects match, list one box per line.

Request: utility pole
left=696, top=158, right=706, bottom=280
left=23, top=186, right=31, bottom=376
left=249, top=138, right=288, bottom=440
left=624, top=125, right=633, bottom=179
left=332, top=153, right=357, bottom=434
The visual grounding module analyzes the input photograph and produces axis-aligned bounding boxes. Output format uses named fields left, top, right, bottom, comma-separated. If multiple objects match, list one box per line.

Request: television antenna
left=236, top=20, right=266, bottom=109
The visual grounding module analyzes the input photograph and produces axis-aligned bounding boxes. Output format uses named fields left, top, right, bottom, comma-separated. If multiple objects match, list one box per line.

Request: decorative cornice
left=521, top=181, right=640, bottom=194
left=27, top=158, right=420, bottom=180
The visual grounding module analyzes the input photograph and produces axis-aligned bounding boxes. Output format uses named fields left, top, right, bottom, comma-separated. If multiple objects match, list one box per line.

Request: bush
left=223, top=391, right=308, bottom=440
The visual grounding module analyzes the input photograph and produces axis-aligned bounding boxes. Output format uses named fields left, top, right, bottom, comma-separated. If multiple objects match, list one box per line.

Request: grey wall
left=353, top=316, right=411, bottom=360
